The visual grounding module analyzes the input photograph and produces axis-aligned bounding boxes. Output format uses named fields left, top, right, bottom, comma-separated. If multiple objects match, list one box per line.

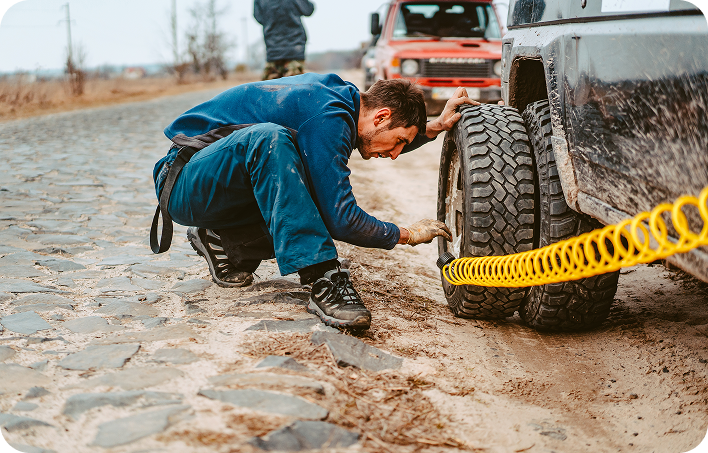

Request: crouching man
left=153, top=73, right=476, bottom=329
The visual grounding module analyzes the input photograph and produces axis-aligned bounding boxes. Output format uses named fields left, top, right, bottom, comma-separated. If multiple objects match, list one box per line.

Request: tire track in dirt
left=486, top=323, right=619, bottom=443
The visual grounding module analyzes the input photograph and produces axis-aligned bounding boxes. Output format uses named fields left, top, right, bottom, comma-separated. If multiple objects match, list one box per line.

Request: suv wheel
left=437, top=104, right=536, bottom=319
left=520, top=100, right=620, bottom=331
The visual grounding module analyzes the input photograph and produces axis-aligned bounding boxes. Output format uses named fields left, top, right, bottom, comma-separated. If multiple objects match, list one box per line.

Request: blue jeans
left=166, top=123, right=338, bottom=275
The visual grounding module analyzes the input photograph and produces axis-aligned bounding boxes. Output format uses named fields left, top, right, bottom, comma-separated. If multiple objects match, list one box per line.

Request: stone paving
left=0, top=92, right=404, bottom=452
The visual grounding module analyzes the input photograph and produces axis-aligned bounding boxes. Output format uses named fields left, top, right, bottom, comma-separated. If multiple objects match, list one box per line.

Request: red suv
left=369, top=0, right=503, bottom=115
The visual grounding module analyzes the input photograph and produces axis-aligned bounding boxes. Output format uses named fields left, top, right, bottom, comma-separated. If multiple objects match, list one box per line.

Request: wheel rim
left=445, top=145, right=464, bottom=257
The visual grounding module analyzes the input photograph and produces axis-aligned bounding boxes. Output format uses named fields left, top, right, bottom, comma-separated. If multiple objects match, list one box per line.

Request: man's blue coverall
left=154, top=73, right=429, bottom=275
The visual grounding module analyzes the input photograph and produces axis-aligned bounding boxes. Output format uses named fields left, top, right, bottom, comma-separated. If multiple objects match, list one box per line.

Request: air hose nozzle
left=436, top=252, right=456, bottom=270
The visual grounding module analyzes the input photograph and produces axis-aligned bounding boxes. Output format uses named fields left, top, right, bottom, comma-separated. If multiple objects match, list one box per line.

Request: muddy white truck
left=437, top=0, right=708, bottom=331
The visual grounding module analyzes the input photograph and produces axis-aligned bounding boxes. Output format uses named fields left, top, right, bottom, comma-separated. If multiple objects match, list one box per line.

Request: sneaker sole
left=188, top=228, right=253, bottom=288
left=307, top=299, right=371, bottom=329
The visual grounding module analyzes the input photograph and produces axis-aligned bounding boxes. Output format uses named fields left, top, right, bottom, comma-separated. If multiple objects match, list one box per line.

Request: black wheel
left=520, top=100, right=620, bottom=331
left=437, top=104, right=536, bottom=319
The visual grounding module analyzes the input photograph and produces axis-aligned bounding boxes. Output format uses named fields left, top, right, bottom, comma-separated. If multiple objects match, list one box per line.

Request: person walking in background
left=254, top=0, right=315, bottom=80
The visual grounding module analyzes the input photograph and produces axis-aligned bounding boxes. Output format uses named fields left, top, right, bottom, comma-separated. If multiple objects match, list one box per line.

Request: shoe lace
left=331, top=272, right=361, bottom=305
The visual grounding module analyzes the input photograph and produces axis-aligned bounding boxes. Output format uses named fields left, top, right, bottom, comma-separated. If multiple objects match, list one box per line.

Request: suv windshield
left=392, top=2, right=501, bottom=39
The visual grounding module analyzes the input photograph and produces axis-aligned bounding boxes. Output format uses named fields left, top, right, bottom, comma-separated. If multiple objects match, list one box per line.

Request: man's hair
left=360, top=79, right=427, bottom=133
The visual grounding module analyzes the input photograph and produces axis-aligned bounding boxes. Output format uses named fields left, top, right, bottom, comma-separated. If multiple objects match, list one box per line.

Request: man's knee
left=251, top=123, right=295, bottom=144
left=245, top=123, right=299, bottom=168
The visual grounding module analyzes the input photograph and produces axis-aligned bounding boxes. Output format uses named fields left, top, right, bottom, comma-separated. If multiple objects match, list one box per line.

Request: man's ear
left=373, top=108, right=392, bottom=127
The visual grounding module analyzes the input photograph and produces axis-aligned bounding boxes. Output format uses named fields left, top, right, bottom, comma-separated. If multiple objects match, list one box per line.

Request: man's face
left=356, top=121, right=418, bottom=161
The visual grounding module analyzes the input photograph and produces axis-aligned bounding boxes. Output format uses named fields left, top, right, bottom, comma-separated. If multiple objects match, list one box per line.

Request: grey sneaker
left=307, top=269, right=371, bottom=329
left=187, top=227, right=253, bottom=288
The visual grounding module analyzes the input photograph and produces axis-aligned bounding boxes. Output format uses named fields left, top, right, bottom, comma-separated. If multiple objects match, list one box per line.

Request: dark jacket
left=254, top=0, right=315, bottom=62
left=157, top=73, right=431, bottom=250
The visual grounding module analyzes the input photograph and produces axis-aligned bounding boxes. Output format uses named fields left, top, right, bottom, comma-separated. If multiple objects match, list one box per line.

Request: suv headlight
left=493, top=60, right=502, bottom=77
left=401, top=59, right=420, bottom=76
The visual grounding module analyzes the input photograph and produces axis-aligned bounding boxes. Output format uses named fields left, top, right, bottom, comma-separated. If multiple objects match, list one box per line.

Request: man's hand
left=425, top=87, right=480, bottom=139
left=399, top=219, right=452, bottom=246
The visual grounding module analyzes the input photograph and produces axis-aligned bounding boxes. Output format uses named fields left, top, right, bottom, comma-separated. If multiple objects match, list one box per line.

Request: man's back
left=254, top=0, right=315, bottom=62
left=159, top=73, right=400, bottom=250
left=164, top=73, right=357, bottom=147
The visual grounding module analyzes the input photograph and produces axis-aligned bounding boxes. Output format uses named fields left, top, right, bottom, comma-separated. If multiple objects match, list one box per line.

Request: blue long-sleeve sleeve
left=297, top=109, right=400, bottom=249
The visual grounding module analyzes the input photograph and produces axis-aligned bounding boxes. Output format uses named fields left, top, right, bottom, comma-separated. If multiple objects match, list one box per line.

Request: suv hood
left=388, top=39, right=501, bottom=59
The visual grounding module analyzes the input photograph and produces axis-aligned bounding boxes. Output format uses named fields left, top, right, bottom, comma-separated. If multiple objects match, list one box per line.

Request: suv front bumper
left=421, top=85, right=502, bottom=114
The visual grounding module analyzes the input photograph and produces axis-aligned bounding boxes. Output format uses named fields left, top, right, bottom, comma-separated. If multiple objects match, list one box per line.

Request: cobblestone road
left=0, top=91, right=395, bottom=452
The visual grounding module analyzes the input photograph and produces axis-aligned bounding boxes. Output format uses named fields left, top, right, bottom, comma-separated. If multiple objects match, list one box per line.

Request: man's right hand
left=399, top=219, right=452, bottom=246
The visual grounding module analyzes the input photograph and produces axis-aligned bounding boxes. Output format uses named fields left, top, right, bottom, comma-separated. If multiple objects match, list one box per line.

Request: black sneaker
left=187, top=227, right=253, bottom=288
left=307, top=269, right=371, bottom=329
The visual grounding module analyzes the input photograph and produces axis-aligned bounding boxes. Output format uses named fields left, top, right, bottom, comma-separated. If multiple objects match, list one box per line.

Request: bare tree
left=185, top=0, right=234, bottom=80
left=65, top=43, right=86, bottom=96
left=168, top=0, right=189, bottom=83
left=170, top=0, right=179, bottom=64
left=60, top=3, right=86, bottom=95
left=186, top=16, right=203, bottom=75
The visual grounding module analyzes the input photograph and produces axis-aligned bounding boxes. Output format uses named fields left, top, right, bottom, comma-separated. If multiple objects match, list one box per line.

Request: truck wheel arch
left=508, top=57, right=547, bottom=113
left=508, top=55, right=582, bottom=213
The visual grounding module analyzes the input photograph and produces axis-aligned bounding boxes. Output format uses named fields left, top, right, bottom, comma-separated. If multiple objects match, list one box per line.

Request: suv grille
left=420, top=59, right=492, bottom=78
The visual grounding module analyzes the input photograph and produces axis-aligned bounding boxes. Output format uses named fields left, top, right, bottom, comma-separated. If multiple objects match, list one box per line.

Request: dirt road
left=345, top=134, right=708, bottom=452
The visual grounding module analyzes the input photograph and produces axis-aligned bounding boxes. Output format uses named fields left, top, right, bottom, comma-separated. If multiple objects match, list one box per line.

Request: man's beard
left=356, top=128, right=385, bottom=159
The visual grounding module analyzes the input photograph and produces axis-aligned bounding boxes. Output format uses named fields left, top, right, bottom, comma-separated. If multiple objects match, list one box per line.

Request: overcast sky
left=0, top=0, right=391, bottom=72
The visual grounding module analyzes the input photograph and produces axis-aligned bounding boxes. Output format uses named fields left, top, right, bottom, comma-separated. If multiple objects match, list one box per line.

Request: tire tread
left=520, top=100, right=619, bottom=331
left=438, top=104, right=535, bottom=319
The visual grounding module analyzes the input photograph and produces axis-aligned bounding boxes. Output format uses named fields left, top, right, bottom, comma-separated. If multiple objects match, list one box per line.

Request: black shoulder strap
left=150, top=146, right=198, bottom=253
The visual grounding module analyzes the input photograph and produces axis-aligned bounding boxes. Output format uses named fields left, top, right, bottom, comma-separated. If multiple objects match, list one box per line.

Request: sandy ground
left=343, top=134, right=708, bottom=452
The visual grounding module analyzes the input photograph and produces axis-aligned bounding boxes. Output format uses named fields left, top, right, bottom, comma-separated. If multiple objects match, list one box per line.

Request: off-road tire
left=437, top=104, right=536, bottom=319
left=520, top=100, right=619, bottom=331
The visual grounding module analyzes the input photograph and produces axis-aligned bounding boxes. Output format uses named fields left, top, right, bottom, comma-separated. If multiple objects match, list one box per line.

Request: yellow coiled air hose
left=440, top=186, right=708, bottom=288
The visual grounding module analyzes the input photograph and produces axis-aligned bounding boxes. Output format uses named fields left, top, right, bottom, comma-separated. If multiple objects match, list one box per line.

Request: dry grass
left=166, top=413, right=287, bottom=448
left=160, top=328, right=475, bottom=452
left=153, top=214, right=477, bottom=451
left=239, top=333, right=476, bottom=452
left=167, top=429, right=240, bottom=448
left=0, top=72, right=259, bottom=122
